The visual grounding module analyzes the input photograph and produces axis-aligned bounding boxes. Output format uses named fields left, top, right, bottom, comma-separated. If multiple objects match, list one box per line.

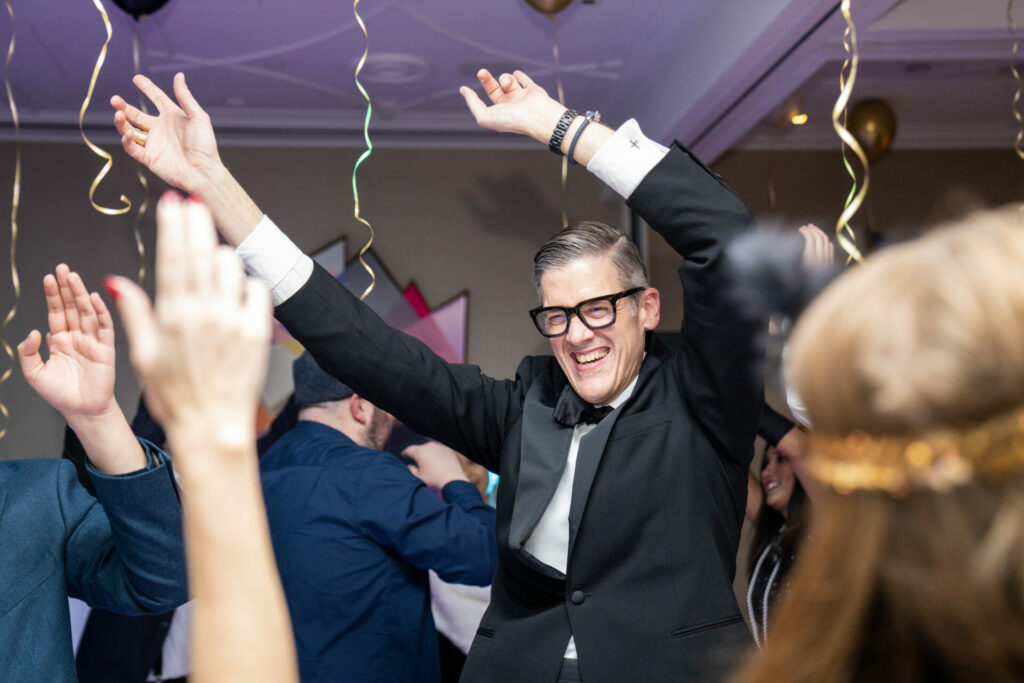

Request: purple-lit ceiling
left=2, top=0, right=1020, bottom=161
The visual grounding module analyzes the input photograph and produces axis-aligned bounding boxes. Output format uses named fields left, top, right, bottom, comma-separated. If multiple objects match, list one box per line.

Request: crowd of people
left=3, top=57, right=1023, bottom=683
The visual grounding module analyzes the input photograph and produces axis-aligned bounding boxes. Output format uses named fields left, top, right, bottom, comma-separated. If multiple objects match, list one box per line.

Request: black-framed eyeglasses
left=529, top=287, right=644, bottom=338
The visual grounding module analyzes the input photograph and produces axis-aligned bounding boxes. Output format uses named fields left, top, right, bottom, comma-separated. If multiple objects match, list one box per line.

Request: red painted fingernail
left=103, top=276, right=120, bottom=301
left=161, top=190, right=182, bottom=203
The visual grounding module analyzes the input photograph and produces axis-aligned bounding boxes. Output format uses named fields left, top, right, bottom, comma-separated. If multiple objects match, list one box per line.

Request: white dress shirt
left=145, top=601, right=192, bottom=681
left=527, top=375, right=638, bottom=659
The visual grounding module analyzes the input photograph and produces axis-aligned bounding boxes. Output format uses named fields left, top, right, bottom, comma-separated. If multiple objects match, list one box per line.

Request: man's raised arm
left=111, top=74, right=262, bottom=246
left=461, top=69, right=761, bottom=463
left=112, top=74, right=313, bottom=306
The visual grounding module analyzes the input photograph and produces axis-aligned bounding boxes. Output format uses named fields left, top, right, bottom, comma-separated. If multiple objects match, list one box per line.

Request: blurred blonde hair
left=735, top=209, right=1024, bottom=683
left=791, top=209, right=1024, bottom=434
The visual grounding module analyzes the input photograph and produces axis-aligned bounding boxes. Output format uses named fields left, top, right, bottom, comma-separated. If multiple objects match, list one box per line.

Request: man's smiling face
left=539, top=256, right=659, bottom=405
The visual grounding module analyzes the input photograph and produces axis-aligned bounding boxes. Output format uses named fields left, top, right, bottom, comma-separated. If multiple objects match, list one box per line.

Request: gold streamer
left=80, top=0, right=130, bottom=216
left=1010, top=0, right=1024, bottom=161
left=352, top=0, right=374, bottom=301
left=550, top=13, right=569, bottom=229
left=131, top=26, right=148, bottom=284
left=0, top=0, right=18, bottom=439
left=831, top=0, right=865, bottom=264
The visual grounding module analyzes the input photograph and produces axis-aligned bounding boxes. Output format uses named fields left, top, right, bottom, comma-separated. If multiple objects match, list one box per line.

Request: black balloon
left=524, top=0, right=573, bottom=15
left=111, top=0, right=173, bottom=20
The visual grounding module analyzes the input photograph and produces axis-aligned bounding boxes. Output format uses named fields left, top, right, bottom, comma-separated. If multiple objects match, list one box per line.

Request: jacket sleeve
left=274, top=264, right=527, bottom=473
left=62, top=446, right=188, bottom=614
left=355, top=459, right=497, bottom=586
left=758, top=403, right=796, bottom=448
left=627, top=143, right=762, bottom=463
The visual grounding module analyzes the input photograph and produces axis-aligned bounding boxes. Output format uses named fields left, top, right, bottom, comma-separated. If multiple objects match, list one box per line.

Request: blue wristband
left=567, top=110, right=600, bottom=166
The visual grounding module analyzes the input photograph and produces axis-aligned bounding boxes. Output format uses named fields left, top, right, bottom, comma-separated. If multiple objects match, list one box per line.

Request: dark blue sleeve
left=355, top=458, right=497, bottom=587
left=61, top=395, right=168, bottom=497
left=65, top=447, right=188, bottom=614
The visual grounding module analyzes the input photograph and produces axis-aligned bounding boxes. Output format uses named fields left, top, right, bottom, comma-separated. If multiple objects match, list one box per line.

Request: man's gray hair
left=532, top=221, right=649, bottom=304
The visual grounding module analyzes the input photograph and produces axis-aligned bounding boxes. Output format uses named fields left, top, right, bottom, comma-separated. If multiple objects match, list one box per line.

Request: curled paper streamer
left=0, top=0, right=18, bottom=439
left=131, top=26, right=149, bottom=284
left=1009, top=0, right=1024, bottom=161
left=550, top=14, right=569, bottom=229
left=352, top=0, right=375, bottom=301
left=80, top=0, right=131, bottom=216
left=831, top=0, right=866, bottom=264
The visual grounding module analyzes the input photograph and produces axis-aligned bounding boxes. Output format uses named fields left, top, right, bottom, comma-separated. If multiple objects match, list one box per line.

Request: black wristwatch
left=548, top=108, right=579, bottom=155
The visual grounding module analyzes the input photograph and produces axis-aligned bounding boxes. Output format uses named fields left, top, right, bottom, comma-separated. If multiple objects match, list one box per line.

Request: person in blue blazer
left=4, top=263, right=187, bottom=682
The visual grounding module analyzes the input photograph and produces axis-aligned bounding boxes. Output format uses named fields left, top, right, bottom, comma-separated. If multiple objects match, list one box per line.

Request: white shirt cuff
left=586, top=119, right=670, bottom=200
left=236, top=215, right=314, bottom=306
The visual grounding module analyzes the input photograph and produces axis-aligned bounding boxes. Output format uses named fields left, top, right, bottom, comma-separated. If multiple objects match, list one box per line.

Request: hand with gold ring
left=110, top=73, right=224, bottom=197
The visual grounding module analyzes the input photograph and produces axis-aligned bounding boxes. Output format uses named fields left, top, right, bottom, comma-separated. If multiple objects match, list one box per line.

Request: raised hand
left=459, top=69, right=566, bottom=143
left=111, top=73, right=263, bottom=247
left=111, top=73, right=222, bottom=196
left=18, top=265, right=146, bottom=473
left=109, top=192, right=272, bottom=471
left=798, top=224, right=835, bottom=268
left=19, top=265, right=118, bottom=421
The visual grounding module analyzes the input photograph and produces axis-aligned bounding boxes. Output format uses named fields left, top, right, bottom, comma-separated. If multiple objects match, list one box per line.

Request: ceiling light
left=790, top=113, right=808, bottom=126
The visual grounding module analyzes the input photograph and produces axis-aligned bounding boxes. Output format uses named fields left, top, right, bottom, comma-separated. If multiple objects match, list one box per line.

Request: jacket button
left=571, top=590, right=585, bottom=605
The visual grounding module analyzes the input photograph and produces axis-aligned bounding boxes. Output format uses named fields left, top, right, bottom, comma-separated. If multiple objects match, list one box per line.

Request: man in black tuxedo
left=111, top=66, right=761, bottom=682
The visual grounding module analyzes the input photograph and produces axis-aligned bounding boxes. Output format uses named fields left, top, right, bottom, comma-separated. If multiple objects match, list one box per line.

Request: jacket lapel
left=566, top=410, right=620, bottom=558
left=508, top=371, right=574, bottom=555
left=567, top=354, right=663, bottom=558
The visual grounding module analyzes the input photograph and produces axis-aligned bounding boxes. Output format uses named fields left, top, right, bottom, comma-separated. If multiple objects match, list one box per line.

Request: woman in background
left=736, top=209, right=1024, bottom=682
left=745, top=406, right=811, bottom=648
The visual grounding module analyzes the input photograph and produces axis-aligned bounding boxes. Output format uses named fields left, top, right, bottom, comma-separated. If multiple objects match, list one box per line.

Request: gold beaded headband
left=808, top=406, right=1024, bottom=496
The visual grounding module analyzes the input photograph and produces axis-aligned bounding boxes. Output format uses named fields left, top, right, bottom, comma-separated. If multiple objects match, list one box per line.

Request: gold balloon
left=523, top=0, right=573, bottom=15
left=846, top=99, right=897, bottom=162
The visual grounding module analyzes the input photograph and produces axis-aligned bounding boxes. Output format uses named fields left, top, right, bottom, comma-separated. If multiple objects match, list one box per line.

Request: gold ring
left=133, top=130, right=148, bottom=147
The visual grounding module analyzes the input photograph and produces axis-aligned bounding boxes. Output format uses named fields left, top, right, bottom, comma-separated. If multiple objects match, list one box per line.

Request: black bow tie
left=553, top=385, right=614, bottom=427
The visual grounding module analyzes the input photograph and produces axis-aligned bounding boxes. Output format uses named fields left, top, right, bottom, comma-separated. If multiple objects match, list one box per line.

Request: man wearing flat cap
left=258, top=352, right=498, bottom=683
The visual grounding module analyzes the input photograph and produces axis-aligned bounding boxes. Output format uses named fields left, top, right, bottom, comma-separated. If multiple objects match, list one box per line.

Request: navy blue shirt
left=260, top=421, right=497, bottom=683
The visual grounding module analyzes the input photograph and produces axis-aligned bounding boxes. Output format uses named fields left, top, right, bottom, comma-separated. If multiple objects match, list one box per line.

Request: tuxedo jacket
left=275, top=143, right=761, bottom=682
left=0, top=453, right=187, bottom=682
